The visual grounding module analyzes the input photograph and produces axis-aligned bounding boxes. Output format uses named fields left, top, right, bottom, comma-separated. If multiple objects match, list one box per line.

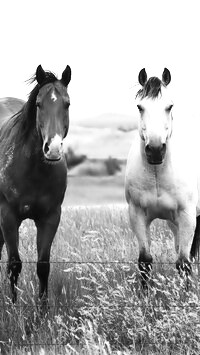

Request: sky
left=1, top=0, right=200, bottom=122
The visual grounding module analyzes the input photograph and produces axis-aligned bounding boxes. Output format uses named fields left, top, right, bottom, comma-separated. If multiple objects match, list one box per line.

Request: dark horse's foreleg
left=0, top=203, right=21, bottom=302
left=35, top=208, right=61, bottom=304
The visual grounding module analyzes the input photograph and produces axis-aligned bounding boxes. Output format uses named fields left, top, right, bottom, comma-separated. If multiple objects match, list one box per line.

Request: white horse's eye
left=137, top=105, right=144, bottom=113
left=166, top=104, right=173, bottom=112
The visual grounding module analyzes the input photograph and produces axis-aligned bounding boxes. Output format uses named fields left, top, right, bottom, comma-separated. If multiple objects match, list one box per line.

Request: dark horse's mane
left=136, top=77, right=164, bottom=100
left=0, top=71, right=58, bottom=152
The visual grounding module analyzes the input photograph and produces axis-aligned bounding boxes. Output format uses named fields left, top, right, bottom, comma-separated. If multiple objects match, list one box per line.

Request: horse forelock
left=136, top=77, right=165, bottom=100
left=26, top=71, right=59, bottom=108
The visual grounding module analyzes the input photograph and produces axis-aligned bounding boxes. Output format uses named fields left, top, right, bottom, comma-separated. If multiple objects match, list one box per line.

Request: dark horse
left=0, top=64, right=71, bottom=303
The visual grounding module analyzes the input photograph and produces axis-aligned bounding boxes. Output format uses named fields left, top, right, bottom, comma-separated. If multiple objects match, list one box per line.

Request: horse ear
left=61, top=65, right=71, bottom=86
left=162, top=68, right=171, bottom=86
left=138, top=68, right=147, bottom=86
left=36, top=65, right=46, bottom=85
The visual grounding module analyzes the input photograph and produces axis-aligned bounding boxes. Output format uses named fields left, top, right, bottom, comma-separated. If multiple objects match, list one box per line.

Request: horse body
left=0, top=65, right=71, bottom=303
left=125, top=68, right=199, bottom=281
left=0, top=142, right=67, bottom=219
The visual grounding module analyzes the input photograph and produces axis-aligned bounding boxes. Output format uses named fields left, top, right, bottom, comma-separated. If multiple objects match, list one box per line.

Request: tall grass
left=0, top=205, right=200, bottom=354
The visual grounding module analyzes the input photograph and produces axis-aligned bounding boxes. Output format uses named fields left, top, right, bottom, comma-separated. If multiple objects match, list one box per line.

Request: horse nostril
left=44, top=142, right=49, bottom=154
left=161, top=143, right=166, bottom=155
left=145, top=144, right=152, bottom=156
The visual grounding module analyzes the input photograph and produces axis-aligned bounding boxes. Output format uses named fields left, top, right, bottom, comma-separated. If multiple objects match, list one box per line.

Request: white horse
left=125, top=68, right=200, bottom=284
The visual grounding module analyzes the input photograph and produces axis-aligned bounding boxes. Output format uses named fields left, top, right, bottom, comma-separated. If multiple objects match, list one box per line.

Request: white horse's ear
left=138, top=68, right=147, bottom=86
left=61, top=65, right=71, bottom=86
left=36, top=65, right=46, bottom=85
left=162, top=68, right=171, bottom=86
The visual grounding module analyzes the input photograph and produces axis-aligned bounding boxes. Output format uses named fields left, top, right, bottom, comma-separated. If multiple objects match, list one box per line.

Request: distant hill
left=72, top=113, right=138, bottom=131
left=65, top=126, right=137, bottom=159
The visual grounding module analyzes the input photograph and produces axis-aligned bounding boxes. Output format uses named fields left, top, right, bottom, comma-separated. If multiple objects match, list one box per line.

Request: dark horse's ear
left=36, top=65, right=46, bottom=85
left=162, top=68, right=171, bottom=86
left=61, top=65, right=71, bottom=86
left=138, top=68, right=147, bottom=86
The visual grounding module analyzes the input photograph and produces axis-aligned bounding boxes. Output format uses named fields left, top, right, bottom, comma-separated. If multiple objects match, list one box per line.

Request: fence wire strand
left=1, top=259, right=200, bottom=350
left=0, top=260, right=200, bottom=265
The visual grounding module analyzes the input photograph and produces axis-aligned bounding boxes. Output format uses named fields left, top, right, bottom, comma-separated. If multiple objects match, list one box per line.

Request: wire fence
left=1, top=259, right=200, bottom=351
left=0, top=260, right=200, bottom=265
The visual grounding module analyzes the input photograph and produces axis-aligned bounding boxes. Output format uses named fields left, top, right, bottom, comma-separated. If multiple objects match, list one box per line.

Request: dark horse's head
left=35, top=65, right=71, bottom=161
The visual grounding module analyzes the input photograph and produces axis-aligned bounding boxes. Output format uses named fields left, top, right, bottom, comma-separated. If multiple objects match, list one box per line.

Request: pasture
left=64, top=175, right=126, bottom=205
left=0, top=200, right=200, bottom=354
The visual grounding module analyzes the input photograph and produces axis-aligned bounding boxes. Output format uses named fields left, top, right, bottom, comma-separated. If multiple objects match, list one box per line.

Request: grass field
left=0, top=204, right=200, bottom=354
left=64, top=175, right=126, bottom=206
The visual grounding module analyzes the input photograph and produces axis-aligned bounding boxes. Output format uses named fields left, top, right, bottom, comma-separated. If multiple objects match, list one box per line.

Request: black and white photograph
left=0, top=0, right=200, bottom=354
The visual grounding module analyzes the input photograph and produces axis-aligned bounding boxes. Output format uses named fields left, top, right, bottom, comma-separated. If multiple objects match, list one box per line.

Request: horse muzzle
left=145, top=143, right=166, bottom=165
left=43, top=135, right=64, bottom=161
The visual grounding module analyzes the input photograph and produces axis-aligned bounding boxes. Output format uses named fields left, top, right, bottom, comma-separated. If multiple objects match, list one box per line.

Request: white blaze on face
left=51, top=90, right=57, bottom=102
left=44, top=134, right=63, bottom=160
left=49, top=134, right=63, bottom=152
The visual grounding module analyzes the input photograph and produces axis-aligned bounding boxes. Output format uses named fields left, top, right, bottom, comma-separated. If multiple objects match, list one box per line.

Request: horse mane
left=0, top=71, right=58, bottom=153
left=136, top=77, right=164, bottom=99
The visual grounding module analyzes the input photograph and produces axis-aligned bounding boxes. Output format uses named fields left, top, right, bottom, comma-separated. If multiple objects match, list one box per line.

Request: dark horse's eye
left=36, top=101, right=41, bottom=108
left=64, top=102, right=70, bottom=110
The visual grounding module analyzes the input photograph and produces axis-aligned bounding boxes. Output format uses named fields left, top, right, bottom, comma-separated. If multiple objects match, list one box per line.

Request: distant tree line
left=66, top=147, right=86, bottom=169
left=66, top=147, right=121, bottom=176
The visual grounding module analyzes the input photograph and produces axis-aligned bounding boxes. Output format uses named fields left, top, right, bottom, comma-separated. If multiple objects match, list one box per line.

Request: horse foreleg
left=0, top=204, right=21, bottom=303
left=35, top=208, right=61, bottom=305
left=167, top=220, right=179, bottom=253
left=175, top=210, right=196, bottom=277
left=128, top=202, right=152, bottom=288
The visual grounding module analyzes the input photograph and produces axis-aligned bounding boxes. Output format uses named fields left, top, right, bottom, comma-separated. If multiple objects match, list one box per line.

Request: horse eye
left=36, top=101, right=41, bottom=108
left=64, top=102, right=70, bottom=110
left=166, top=104, right=173, bottom=112
left=137, top=105, right=144, bottom=113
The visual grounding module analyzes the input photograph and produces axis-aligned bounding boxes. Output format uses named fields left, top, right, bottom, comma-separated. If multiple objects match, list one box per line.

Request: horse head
left=35, top=65, right=71, bottom=161
left=136, top=68, right=173, bottom=164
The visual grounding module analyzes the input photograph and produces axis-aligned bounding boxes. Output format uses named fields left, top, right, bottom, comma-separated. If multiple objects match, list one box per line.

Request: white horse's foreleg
left=128, top=202, right=152, bottom=285
left=167, top=220, right=179, bottom=253
left=175, top=209, right=196, bottom=274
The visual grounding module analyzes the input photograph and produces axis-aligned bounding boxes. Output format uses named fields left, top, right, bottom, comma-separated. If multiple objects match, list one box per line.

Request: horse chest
left=18, top=184, right=65, bottom=219
left=19, top=193, right=57, bottom=218
left=128, top=169, right=182, bottom=220
left=3, top=161, right=67, bottom=219
left=140, top=189, right=178, bottom=220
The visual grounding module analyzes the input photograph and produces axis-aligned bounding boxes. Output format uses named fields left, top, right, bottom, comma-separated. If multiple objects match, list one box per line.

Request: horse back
left=0, top=98, right=25, bottom=129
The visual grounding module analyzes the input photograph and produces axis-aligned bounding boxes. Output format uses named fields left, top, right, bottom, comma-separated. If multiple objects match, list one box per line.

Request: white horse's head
left=136, top=68, right=173, bottom=164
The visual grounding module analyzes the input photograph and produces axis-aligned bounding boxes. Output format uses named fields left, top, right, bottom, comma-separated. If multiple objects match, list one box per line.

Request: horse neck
left=13, top=110, right=42, bottom=159
left=21, top=128, right=42, bottom=159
